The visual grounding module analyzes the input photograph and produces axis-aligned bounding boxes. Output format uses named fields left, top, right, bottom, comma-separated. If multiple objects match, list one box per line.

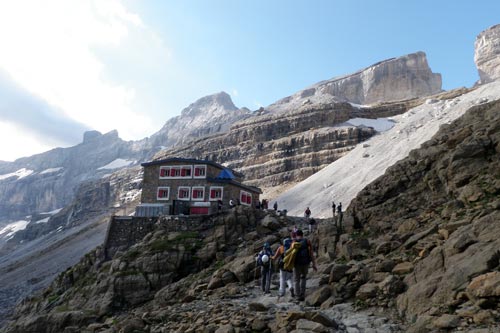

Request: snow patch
left=0, top=168, right=34, bottom=180
left=35, top=217, right=50, bottom=224
left=0, top=220, right=29, bottom=239
left=40, top=208, right=63, bottom=215
left=97, top=159, right=135, bottom=170
left=40, top=167, right=63, bottom=175
left=344, top=118, right=395, bottom=132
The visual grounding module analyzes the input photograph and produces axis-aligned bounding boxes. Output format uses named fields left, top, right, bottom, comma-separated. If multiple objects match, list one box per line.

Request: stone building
left=137, top=157, right=261, bottom=216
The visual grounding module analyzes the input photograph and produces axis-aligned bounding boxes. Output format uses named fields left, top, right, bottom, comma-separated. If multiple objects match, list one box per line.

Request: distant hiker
left=262, top=199, right=268, bottom=210
left=256, top=242, right=273, bottom=293
left=273, top=201, right=278, bottom=211
left=291, top=225, right=298, bottom=240
left=304, top=207, right=311, bottom=219
left=217, top=199, right=223, bottom=212
left=331, top=201, right=336, bottom=212
left=337, top=202, right=344, bottom=233
left=256, top=200, right=261, bottom=210
left=272, top=237, right=294, bottom=297
left=308, top=218, right=316, bottom=234
left=229, top=199, right=235, bottom=208
left=292, top=229, right=317, bottom=301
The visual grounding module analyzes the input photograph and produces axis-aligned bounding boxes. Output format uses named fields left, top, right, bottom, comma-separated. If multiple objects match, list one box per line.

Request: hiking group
left=255, top=228, right=317, bottom=302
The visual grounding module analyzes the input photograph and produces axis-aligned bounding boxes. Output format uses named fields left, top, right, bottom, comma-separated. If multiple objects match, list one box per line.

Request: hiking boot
left=298, top=296, right=305, bottom=302
left=290, top=288, right=295, bottom=298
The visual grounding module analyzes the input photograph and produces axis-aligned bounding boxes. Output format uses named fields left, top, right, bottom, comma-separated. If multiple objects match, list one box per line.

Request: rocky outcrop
left=268, top=52, right=441, bottom=113
left=475, top=24, right=500, bottom=84
left=341, top=99, right=500, bottom=330
left=147, top=92, right=251, bottom=149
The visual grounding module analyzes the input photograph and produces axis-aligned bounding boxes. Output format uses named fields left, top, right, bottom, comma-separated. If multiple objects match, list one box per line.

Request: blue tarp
left=216, top=169, right=235, bottom=179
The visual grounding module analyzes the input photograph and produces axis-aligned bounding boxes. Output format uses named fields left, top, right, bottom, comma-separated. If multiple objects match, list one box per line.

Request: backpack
left=283, top=241, right=302, bottom=271
left=278, top=238, right=292, bottom=270
left=295, top=239, right=311, bottom=266
left=257, top=249, right=272, bottom=268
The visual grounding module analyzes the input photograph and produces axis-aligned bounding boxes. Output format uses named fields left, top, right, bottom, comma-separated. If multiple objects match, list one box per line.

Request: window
left=178, top=187, right=190, bottom=200
left=157, top=187, right=170, bottom=200
left=209, top=186, right=223, bottom=201
left=194, top=165, right=207, bottom=178
left=191, top=186, right=205, bottom=201
left=159, top=165, right=192, bottom=179
left=159, top=167, right=170, bottom=178
left=240, top=190, right=252, bottom=206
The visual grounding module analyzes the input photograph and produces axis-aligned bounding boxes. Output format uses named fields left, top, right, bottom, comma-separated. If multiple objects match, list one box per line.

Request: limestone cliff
left=267, top=52, right=442, bottom=114
left=475, top=24, right=500, bottom=84
left=155, top=99, right=422, bottom=196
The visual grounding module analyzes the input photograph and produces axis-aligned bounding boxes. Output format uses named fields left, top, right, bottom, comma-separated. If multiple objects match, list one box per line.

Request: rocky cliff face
left=475, top=24, right=500, bottom=84
left=341, top=99, right=500, bottom=330
left=156, top=99, right=423, bottom=197
left=267, top=52, right=442, bottom=114
left=0, top=130, right=139, bottom=223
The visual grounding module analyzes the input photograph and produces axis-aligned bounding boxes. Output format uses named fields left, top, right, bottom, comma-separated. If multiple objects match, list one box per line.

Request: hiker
left=255, top=200, right=261, bottom=210
left=217, top=199, right=223, bottom=212
left=291, top=225, right=298, bottom=240
left=308, top=218, right=316, bottom=234
left=337, top=202, right=342, bottom=214
left=304, top=207, right=311, bottom=219
left=337, top=202, right=344, bottom=233
left=292, top=229, right=317, bottom=301
left=272, top=237, right=294, bottom=297
left=273, top=201, right=278, bottom=211
left=256, top=242, right=273, bottom=294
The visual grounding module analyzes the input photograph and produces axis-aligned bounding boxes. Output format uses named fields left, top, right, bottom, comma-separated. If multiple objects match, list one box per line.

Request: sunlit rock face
left=475, top=24, right=500, bottom=84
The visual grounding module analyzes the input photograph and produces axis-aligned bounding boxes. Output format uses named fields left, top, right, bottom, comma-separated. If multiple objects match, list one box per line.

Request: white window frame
left=209, top=186, right=224, bottom=201
left=177, top=186, right=191, bottom=201
left=157, top=187, right=170, bottom=200
left=159, top=166, right=170, bottom=179
left=240, top=190, right=252, bottom=206
left=191, top=186, right=205, bottom=201
left=193, top=165, right=207, bottom=179
left=159, top=165, right=193, bottom=179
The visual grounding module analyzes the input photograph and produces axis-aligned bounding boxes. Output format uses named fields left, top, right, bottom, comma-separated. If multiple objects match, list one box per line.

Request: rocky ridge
left=267, top=52, right=441, bottom=113
left=475, top=24, right=500, bottom=84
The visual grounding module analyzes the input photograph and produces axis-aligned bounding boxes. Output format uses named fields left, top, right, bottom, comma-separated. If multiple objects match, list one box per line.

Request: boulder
left=306, top=286, right=332, bottom=306
left=466, top=271, right=500, bottom=298
left=432, top=314, right=459, bottom=329
left=356, top=283, right=379, bottom=300
left=392, top=262, right=414, bottom=275
left=260, top=215, right=280, bottom=231
left=296, top=319, right=328, bottom=332
left=329, top=264, right=351, bottom=283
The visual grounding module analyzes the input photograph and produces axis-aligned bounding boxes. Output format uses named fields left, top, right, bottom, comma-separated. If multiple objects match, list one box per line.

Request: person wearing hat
left=256, top=242, right=273, bottom=293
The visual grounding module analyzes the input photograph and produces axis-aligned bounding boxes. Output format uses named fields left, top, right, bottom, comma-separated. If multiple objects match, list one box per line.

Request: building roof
left=206, top=177, right=262, bottom=194
left=141, top=157, right=244, bottom=178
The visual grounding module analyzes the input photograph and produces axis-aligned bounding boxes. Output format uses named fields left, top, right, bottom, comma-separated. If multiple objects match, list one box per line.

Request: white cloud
left=0, top=122, right=54, bottom=161
left=231, top=88, right=239, bottom=97
left=0, top=0, right=169, bottom=155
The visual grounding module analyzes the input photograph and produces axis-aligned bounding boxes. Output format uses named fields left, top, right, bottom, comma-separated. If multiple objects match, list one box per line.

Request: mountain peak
left=180, top=91, right=237, bottom=117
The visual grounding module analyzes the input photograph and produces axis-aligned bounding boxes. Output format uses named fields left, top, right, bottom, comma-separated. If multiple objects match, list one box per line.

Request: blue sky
left=0, top=0, right=499, bottom=161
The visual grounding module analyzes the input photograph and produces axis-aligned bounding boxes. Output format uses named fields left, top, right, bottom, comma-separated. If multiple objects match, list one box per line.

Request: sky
left=0, top=0, right=499, bottom=162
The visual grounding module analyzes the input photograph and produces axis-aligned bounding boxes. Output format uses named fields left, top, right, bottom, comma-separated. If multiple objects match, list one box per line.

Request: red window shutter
left=195, top=168, right=200, bottom=176
left=160, top=169, right=164, bottom=177
left=193, top=190, right=197, bottom=199
left=210, top=189, right=215, bottom=198
left=247, top=195, right=252, bottom=204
